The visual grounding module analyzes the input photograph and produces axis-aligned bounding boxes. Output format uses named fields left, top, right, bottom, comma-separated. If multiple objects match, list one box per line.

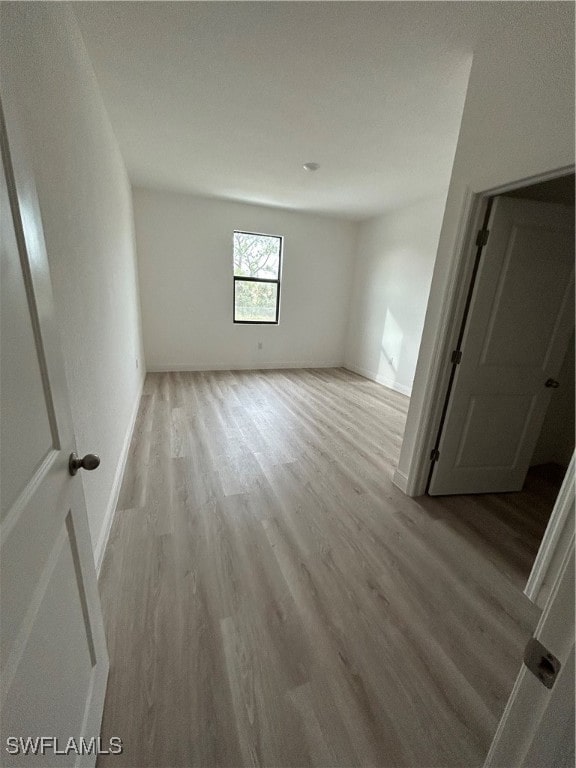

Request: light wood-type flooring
left=98, top=368, right=551, bottom=768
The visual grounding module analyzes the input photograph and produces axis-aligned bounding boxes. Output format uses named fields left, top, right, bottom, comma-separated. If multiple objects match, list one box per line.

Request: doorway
left=426, top=173, right=575, bottom=578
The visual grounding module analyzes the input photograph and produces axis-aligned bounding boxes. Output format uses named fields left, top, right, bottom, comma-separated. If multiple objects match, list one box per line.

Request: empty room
left=1, top=2, right=574, bottom=767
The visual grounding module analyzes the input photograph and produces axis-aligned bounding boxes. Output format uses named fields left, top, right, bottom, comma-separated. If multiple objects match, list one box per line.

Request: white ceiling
left=74, top=2, right=506, bottom=220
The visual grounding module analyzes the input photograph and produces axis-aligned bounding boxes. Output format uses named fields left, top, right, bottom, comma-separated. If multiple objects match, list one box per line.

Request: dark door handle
left=524, top=637, right=560, bottom=689
left=69, top=452, right=100, bottom=476
left=545, top=379, right=560, bottom=388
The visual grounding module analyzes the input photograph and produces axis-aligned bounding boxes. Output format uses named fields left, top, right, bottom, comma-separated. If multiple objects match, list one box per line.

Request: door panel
left=0, top=167, right=55, bottom=517
left=4, top=521, right=96, bottom=768
left=480, top=223, right=574, bottom=368
left=455, top=393, right=537, bottom=468
left=429, top=196, right=575, bottom=495
left=0, top=93, right=109, bottom=766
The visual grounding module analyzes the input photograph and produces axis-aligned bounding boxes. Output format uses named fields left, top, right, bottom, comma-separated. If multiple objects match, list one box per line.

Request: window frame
left=232, top=230, right=283, bottom=325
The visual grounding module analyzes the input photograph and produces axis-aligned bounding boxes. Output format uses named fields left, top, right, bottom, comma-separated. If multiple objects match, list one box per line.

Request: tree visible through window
left=233, top=231, right=282, bottom=323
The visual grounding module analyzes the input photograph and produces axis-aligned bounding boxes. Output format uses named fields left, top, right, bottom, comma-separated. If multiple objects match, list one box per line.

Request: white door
left=484, top=541, right=574, bottom=767
left=429, top=196, right=574, bottom=495
left=0, top=97, right=108, bottom=765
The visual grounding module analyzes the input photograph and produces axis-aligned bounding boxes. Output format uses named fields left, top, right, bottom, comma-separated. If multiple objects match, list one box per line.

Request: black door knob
left=545, top=379, right=560, bottom=389
left=69, top=452, right=101, bottom=476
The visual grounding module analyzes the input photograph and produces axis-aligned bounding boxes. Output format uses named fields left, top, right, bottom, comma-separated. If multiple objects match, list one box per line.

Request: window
left=233, top=231, right=282, bottom=324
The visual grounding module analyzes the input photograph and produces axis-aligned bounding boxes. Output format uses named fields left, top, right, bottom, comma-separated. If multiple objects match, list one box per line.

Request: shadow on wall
left=377, top=291, right=423, bottom=396
left=378, top=308, right=402, bottom=378
left=345, top=196, right=447, bottom=398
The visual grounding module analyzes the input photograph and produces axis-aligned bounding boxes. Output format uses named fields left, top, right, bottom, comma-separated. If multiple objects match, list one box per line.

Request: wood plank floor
left=97, top=368, right=547, bottom=768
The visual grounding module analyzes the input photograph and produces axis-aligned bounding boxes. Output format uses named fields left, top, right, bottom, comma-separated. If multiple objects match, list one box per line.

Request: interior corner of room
left=1, top=2, right=574, bottom=767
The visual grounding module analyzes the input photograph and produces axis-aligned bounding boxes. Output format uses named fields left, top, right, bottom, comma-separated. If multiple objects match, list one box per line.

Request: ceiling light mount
left=303, top=162, right=320, bottom=172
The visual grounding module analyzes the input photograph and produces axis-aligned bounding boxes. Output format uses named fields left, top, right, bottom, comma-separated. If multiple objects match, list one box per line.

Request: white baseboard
left=392, top=468, right=410, bottom=494
left=146, top=361, right=344, bottom=373
left=343, top=363, right=412, bottom=398
left=94, top=374, right=144, bottom=575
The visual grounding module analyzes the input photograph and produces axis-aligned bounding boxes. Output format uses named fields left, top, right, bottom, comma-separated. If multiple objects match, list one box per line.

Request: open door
left=0, top=95, right=109, bottom=763
left=484, top=541, right=574, bottom=767
left=429, top=196, right=574, bottom=495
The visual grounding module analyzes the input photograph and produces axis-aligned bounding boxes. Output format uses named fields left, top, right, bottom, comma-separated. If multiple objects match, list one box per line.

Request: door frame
left=396, top=164, right=576, bottom=499
left=525, top=451, right=574, bottom=608
left=396, top=166, right=576, bottom=763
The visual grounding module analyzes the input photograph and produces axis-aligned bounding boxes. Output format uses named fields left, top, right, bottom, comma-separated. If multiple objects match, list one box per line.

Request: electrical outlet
left=136, top=358, right=139, bottom=369
left=258, top=342, right=263, bottom=350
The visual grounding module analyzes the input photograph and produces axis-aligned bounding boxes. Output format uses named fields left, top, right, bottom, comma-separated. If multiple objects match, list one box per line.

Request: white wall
left=344, top=196, right=446, bottom=396
left=397, top=3, right=575, bottom=492
left=133, top=187, right=357, bottom=371
left=1, top=4, right=144, bottom=565
left=531, top=332, right=575, bottom=469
